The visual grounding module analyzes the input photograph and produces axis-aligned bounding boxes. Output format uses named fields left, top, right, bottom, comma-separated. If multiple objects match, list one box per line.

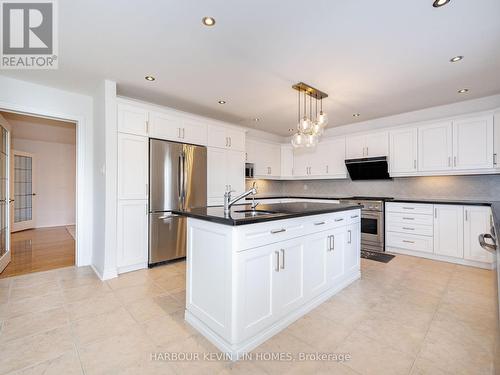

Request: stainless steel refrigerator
left=149, top=139, right=207, bottom=265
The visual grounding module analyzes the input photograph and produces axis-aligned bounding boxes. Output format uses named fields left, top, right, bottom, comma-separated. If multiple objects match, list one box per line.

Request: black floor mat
left=361, top=250, right=395, bottom=263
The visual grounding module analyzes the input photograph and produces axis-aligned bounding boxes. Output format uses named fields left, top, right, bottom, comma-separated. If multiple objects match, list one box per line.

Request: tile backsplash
left=247, top=175, right=500, bottom=201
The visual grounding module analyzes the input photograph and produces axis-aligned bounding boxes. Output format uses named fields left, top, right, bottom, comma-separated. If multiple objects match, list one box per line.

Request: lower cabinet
left=433, top=204, right=464, bottom=258
left=464, top=206, right=494, bottom=263
left=117, top=200, right=148, bottom=273
left=344, top=222, right=361, bottom=275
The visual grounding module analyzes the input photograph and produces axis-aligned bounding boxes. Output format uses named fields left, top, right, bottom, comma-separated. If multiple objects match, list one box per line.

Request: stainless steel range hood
left=345, top=156, right=391, bottom=180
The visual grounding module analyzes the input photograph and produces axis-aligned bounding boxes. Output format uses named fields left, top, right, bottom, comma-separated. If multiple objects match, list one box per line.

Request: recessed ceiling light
left=288, top=128, right=294, bottom=132
left=253, top=118, right=260, bottom=122
left=450, top=56, right=463, bottom=63
left=352, top=113, right=361, bottom=117
left=218, top=100, right=226, bottom=104
left=433, top=0, right=451, bottom=7
left=458, top=88, right=469, bottom=94
left=145, top=75, right=155, bottom=81
left=202, top=17, right=216, bottom=26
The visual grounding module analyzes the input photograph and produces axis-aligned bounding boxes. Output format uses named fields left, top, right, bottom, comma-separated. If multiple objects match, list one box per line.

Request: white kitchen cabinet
left=207, top=124, right=245, bottom=151
left=182, top=118, right=208, bottom=146
left=117, top=103, right=149, bottom=136
left=322, top=137, right=347, bottom=178
left=433, top=205, right=464, bottom=258
left=303, top=232, right=329, bottom=299
left=452, top=115, right=494, bottom=170
left=117, top=200, right=148, bottom=272
left=464, top=206, right=494, bottom=263
left=293, top=148, right=313, bottom=177
left=495, top=111, right=500, bottom=170
left=327, top=227, right=346, bottom=284
left=390, top=127, right=418, bottom=175
left=149, top=111, right=181, bottom=141
left=418, top=122, right=453, bottom=172
left=280, top=144, right=294, bottom=178
left=346, top=132, right=388, bottom=159
left=207, top=148, right=245, bottom=200
left=247, top=139, right=280, bottom=178
left=117, top=133, right=148, bottom=200
left=344, top=222, right=361, bottom=275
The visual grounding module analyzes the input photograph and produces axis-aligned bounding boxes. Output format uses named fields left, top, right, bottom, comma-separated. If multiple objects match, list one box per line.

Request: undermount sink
left=234, top=209, right=280, bottom=216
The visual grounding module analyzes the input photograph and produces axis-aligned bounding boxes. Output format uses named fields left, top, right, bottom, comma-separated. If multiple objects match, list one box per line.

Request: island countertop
left=173, top=202, right=361, bottom=226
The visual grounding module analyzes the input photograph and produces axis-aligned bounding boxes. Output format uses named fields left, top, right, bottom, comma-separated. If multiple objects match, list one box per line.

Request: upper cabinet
left=390, top=128, right=418, bottom=175
left=117, top=103, right=149, bottom=136
left=207, top=148, right=245, bottom=199
left=246, top=139, right=281, bottom=178
left=452, top=115, right=494, bottom=170
left=322, top=137, right=347, bottom=178
left=207, top=124, right=245, bottom=152
left=117, top=133, right=149, bottom=200
left=346, top=132, right=388, bottom=159
left=280, top=145, right=294, bottom=178
left=418, top=121, right=453, bottom=172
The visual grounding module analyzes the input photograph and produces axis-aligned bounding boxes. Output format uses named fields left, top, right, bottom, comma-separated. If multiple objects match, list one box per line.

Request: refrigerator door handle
left=178, top=155, right=183, bottom=203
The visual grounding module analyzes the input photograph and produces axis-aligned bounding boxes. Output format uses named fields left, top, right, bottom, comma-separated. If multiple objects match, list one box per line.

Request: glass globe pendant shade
left=291, top=132, right=304, bottom=148
left=311, top=121, right=324, bottom=136
left=299, top=116, right=312, bottom=133
left=317, top=110, right=328, bottom=127
left=304, top=133, right=318, bottom=148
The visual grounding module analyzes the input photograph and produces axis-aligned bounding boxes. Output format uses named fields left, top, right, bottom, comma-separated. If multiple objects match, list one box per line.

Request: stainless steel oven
left=341, top=198, right=386, bottom=252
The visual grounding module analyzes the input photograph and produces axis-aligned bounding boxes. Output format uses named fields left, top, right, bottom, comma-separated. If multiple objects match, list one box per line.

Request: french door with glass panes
left=12, top=151, right=35, bottom=232
left=0, top=126, right=10, bottom=274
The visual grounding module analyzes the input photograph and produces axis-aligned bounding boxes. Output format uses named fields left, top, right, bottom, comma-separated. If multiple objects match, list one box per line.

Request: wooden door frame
left=11, top=150, right=36, bottom=232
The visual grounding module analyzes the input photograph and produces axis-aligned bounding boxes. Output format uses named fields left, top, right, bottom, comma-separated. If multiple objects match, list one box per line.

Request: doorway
left=0, top=111, right=77, bottom=278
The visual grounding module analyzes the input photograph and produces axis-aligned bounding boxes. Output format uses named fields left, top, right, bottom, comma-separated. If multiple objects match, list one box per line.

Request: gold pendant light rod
left=292, top=82, right=328, bottom=100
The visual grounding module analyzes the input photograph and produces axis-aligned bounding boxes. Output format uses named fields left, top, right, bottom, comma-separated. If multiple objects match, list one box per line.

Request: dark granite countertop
left=173, top=202, right=361, bottom=226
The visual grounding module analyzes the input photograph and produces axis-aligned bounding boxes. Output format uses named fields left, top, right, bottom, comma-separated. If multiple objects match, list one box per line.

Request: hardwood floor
left=0, top=226, right=75, bottom=279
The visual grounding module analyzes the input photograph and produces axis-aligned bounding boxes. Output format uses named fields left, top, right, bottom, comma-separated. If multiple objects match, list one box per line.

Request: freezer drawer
left=149, top=212, right=186, bottom=264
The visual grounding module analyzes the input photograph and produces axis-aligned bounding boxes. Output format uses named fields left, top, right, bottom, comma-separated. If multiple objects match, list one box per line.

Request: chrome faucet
left=224, top=182, right=258, bottom=215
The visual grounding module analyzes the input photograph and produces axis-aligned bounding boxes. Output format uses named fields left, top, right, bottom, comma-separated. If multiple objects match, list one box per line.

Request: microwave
left=245, top=163, right=254, bottom=178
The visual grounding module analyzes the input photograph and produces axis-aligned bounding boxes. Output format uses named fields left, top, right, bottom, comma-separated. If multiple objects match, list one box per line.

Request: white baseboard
left=185, top=270, right=361, bottom=361
left=386, top=247, right=494, bottom=270
left=117, top=262, right=147, bottom=275
left=91, top=264, right=118, bottom=280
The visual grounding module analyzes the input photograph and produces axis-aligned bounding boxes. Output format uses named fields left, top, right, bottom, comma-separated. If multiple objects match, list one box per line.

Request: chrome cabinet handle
left=335, top=218, right=344, bottom=222
left=403, top=227, right=415, bottom=230
left=402, top=207, right=414, bottom=210
left=314, top=221, right=326, bottom=226
left=229, top=137, right=232, bottom=147
left=403, top=240, right=415, bottom=244
left=280, top=249, right=285, bottom=269
left=271, top=228, right=286, bottom=234
left=479, top=234, right=497, bottom=253
left=145, top=120, right=149, bottom=134
left=326, top=165, right=329, bottom=174
left=348, top=230, right=352, bottom=244
left=351, top=215, right=359, bottom=219
left=434, top=208, right=437, bottom=219
left=366, top=147, right=369, bottom=156
left=331, top=234, right=335, bottom=251
left=275, top=251, right=280, bottom=272
left=402, top=217, right=415, bottom=220
left=448, top=157, right=451, bottom=167
left=494, top=153, right=498, bottom=165
left=414, top=160, right=417, bottom=169
left=454, top=156, right=457, bottom=167
left=326, top=235, right=331, bottom=251
left=465, top=210, right=468, bottom=221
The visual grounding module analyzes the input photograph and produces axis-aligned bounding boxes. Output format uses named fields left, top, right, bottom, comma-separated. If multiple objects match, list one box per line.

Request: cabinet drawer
left=386, top=232, right=434, bottom=253
left=347, top=210, right=361, bottom=225
left=386, top=212, right=434, bottom=226
left=386, top=202, right=434, bottom=215
left=387, top=222, right=433, bottom=237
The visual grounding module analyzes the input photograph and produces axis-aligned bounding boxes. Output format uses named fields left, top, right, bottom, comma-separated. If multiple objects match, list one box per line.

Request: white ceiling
left=2, top=0, right=500, bottom=135
left=2, top=112, right=76, bottom=144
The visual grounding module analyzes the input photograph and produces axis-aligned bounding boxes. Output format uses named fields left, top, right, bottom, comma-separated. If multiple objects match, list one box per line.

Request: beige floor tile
left=0, top=326, right=74, bottom=374
left=147, top=264, right=183, bottom=280
left=62, top=282, right=110, bottom=304
left=112, top=283, right=165, bottom=305
left=153, top=293, right=184, bottom=315
left=78, top=327, right=156, bottom=375
left=442, top=288, right=496, bottom=312
left=9, top=349, right=83, bottom=375
left=65, top=292, right=121, bottom=322
left=116, top=359, right=176, bottom=375
left=9, top=281, right=60, bottom=302
left=0, top=306, right=69, bottom=343
left=369, top=297, right=436, bottom=330
left=315, top=361, right=362, bottom=375
left=0, top=292, right=64, bottom=320
left=415, top=258, right=457, bottom=273
left=125, top=296, right=170, bottom=322
left=219, top=360, right=270, bottom=374
left=106, top=269, right=154, bottom=290
left=142, top=311, right=197, bottom=347
left=314, top=295, right=371, bottom=328
left=0, top=288, right=10, bottom=304
left=154, top=273, right=186, bottom=294
left=10, top=270, right=59, bottom=289
left=409, top=357, right=453, bottom=375
left=337, top=330, right=415, bottom=375
left=72, top=307, right=137, bottom=347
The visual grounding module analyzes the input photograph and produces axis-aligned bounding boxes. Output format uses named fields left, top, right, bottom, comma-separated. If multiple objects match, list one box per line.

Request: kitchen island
left=175, top=202, right=361, bottom=360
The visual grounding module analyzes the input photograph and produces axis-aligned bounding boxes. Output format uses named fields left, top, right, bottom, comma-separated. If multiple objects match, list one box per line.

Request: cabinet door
left=418, top=122, right=453, bottom=172
left=303, top=232, right=329, bottom=299
left=495, top=111, right=500, bottom=170
left=453, top=116, right=494, bottom=170
left=117, top=133, right=148, bottom=200
left=117, top=103, right=149, bottom=136
left=182, top=118, right=207, bottom=146
left=267, top=143, right=281, bottom=177
left=390, top=128, right=418, bottom=174
left=433, top=205, right=464, bottom=258
left=246, top=139, right=257, bottom=164
left=207, top=125, right=227, bottom=149
left=273, top=241, right=304, bottom=317
left=365, top=132, right=389, bottom=157
left=464, top=206, right=494, bottom=263
left=344, top=222, right=361, bottom=275
left=323, top=137, right=347, bottom=178
left=235, top=245, right=275, bottom=341
left=327, top=227, right=346, bottom=284
left=226, top=150, right=245, bottom=196
left=207, top=148, right=227, bottom=199
left=117, top=200, right=148, bottom=269
left=293, top=148, right=313, bottom=177
left=346, top=134, right=366, bottom=159
left=226, top=128, right=246, bottom=152
left=280, top=145, right=294, bottom=177
left=149, top=111, right=182, bottom=141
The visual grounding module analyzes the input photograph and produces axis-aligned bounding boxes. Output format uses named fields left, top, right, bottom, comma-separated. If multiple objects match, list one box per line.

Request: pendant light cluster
left=291, top=82, right=328, bottom=148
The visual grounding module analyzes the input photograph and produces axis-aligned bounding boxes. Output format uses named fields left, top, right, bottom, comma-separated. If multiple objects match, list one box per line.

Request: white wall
left=13, top=138, right=76, bottom=228
left=0, top=75, right=94, bottom=267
